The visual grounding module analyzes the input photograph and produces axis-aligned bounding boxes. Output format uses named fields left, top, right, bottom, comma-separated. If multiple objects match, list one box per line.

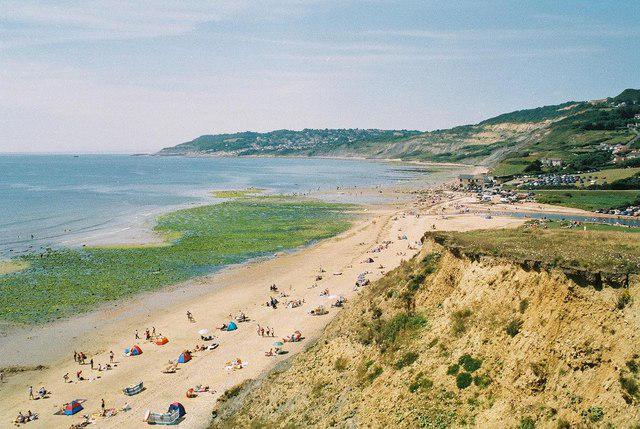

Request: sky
left=0, top=1, right=639, bottom=153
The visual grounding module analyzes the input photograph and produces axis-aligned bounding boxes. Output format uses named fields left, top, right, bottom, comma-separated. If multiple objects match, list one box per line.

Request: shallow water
left=0, top=154, right=439, bottom=256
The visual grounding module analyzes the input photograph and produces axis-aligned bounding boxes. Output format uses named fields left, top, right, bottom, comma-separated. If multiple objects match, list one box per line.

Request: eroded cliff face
left=212, top=242, right=640, bottom=429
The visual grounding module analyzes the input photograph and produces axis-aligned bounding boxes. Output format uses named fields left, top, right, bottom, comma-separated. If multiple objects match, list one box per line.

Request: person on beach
left=257, top=325, right=261, bottom=336
left=73, top=351, right=78, bottom=363
left=260, top=327, right=265, bottom=337
left=187, top=310, right=194, bottom=322
left=152, top=326, right=156, bottom=337
left=90, top=358, right=94, bottom=369
left=101, top=398, right=106, bottom=416
left=63, top=373, right=69, bottom=383
left=135, top=330, right=139, bottom=340
left=109, top=350, right=114, bottom=363
left=28, top=385, right=34, bottom=399
left=266, top=327, right=271, bottom=336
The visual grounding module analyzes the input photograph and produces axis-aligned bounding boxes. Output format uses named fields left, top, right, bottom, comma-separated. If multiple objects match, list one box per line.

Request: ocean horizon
left=0, top=154, right=439, bottom=258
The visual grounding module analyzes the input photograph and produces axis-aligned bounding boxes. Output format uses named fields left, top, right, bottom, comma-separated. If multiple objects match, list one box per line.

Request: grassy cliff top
left=427, top=221, right=640, bottom=274
left=211, top=232, right=640, bottom=428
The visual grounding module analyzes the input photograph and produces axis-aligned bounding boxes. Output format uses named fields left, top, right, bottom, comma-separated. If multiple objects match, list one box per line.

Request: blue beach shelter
left=177, top=351, right=191, bottom=363
left=64, top=400, right=83, bottom=415
left=227, top=321, right=237, bottom=331
left=168, top=402, right=186, bottom=417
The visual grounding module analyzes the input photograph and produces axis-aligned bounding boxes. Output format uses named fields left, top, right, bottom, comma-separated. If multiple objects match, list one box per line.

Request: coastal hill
left=211, top=225, right=640, bottom=428
left=158, top=89, right=640, bottom=176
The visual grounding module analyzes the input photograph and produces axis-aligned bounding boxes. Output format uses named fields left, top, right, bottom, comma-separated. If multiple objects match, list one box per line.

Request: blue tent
left=64, top=400, right=83, bottom=415
left=168, top=402, right=186, bottom=417
left=177, top=351, right=191, bottom=363
left=227, top=321, right=237, bottom=331
left=125, top=345, right=142, bottom=356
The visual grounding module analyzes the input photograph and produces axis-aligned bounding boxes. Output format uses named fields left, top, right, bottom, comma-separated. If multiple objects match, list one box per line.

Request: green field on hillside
left=577, top=167, right=640, bottom=185
left=533, top=190, right=640, bottom=211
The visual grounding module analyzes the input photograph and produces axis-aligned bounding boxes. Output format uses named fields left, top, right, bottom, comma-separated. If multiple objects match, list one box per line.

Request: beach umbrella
left=198, top=329, right=209, bottom=336
left=273, top=341, right=284, bottom=347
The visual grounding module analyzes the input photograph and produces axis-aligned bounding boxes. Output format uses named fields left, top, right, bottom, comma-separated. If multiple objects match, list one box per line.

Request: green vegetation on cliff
left=211, top=226, right=640, bottom=428
left=160, top=89, right=640, bottom=175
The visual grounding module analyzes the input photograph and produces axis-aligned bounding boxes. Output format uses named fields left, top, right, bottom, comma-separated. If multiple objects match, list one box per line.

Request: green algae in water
left=0, top=197, right=353, bottom=325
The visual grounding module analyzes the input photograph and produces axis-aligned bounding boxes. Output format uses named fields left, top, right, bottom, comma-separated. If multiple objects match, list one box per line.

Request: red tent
left=177, top=351, right=191, bottom=363
left=64, top=400, right=83, bottom=415
left=128, top=344, right=142, bottom=356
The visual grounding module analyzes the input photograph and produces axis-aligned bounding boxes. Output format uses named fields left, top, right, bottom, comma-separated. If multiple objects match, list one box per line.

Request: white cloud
left=0, top=0, right=338, bottom=49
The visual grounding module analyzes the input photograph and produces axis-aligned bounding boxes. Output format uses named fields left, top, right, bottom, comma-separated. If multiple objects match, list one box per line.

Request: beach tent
left=168, top=402, right=186, bottom=417
left=177, top=351, right=191, bottom=363
left=155, top=337, right=169, bottom=346
left=126, top=345, right=142, bottom=356
left=64, top=400, right=83, bottom=415
left=226, top=321, right=237, bottom=331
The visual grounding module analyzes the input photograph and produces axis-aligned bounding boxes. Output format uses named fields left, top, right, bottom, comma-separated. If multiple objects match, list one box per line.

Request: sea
left=0, top=154, right=443, bottom=258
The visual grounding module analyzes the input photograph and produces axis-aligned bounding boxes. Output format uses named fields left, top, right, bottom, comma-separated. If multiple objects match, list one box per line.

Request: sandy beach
left=0, top=182, right=591, bottom=428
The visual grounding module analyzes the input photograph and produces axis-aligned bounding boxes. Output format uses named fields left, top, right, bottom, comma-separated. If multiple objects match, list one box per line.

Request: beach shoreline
left=0, top=174, right=467, bottom=425
left=0, top=170, right=617, bottom=427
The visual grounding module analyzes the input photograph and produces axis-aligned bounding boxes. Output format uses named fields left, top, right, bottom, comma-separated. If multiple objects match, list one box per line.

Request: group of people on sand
left=226, top=357, right=245, bottom=370
left=284, top=330, right=303, bottom=343
left=135, top=326, right=159, bottom=341
left=27, top=385, right=48, bottom=400
left=257, top=325, right=275, bottom=337
left=286, top=299, right=304, bottom=308
left=14, top=410, right=37, bottom=424
left=266, top=296, right=279, bottom=308
left=73, top=350, right=115, bottom=375
left=264, top=348, right=286, bottom=356
left=73, top=351, right=88, bottom=364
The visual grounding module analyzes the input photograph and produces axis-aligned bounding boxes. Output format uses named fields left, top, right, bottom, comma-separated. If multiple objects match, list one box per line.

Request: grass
left=395, top=351, right=419, bottom=369
left=451, top=308, right=472, bottom=335
left=377, top=313, right=427, bottom=349
left=506, top=319, right=524, bottom=337
left=543, top=220, right=640, bottom=233
left=0, top=196, right=353, bottom=325
left=0, top=260, right=29, bottom=275
left=429, top=225, right=640, bottom=274
left=211, top=188, right=264, bottom=198
left=533, top=189, right=640, bottom=211
left=577, top=167, right=640, bottom=185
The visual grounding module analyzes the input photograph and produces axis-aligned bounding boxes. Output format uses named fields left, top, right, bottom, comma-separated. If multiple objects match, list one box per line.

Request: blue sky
left=0, top=0, right=638, bottom=153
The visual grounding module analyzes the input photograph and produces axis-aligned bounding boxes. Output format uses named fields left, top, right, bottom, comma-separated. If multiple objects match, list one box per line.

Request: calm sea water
left=0, top=155, right=432, bottom=257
